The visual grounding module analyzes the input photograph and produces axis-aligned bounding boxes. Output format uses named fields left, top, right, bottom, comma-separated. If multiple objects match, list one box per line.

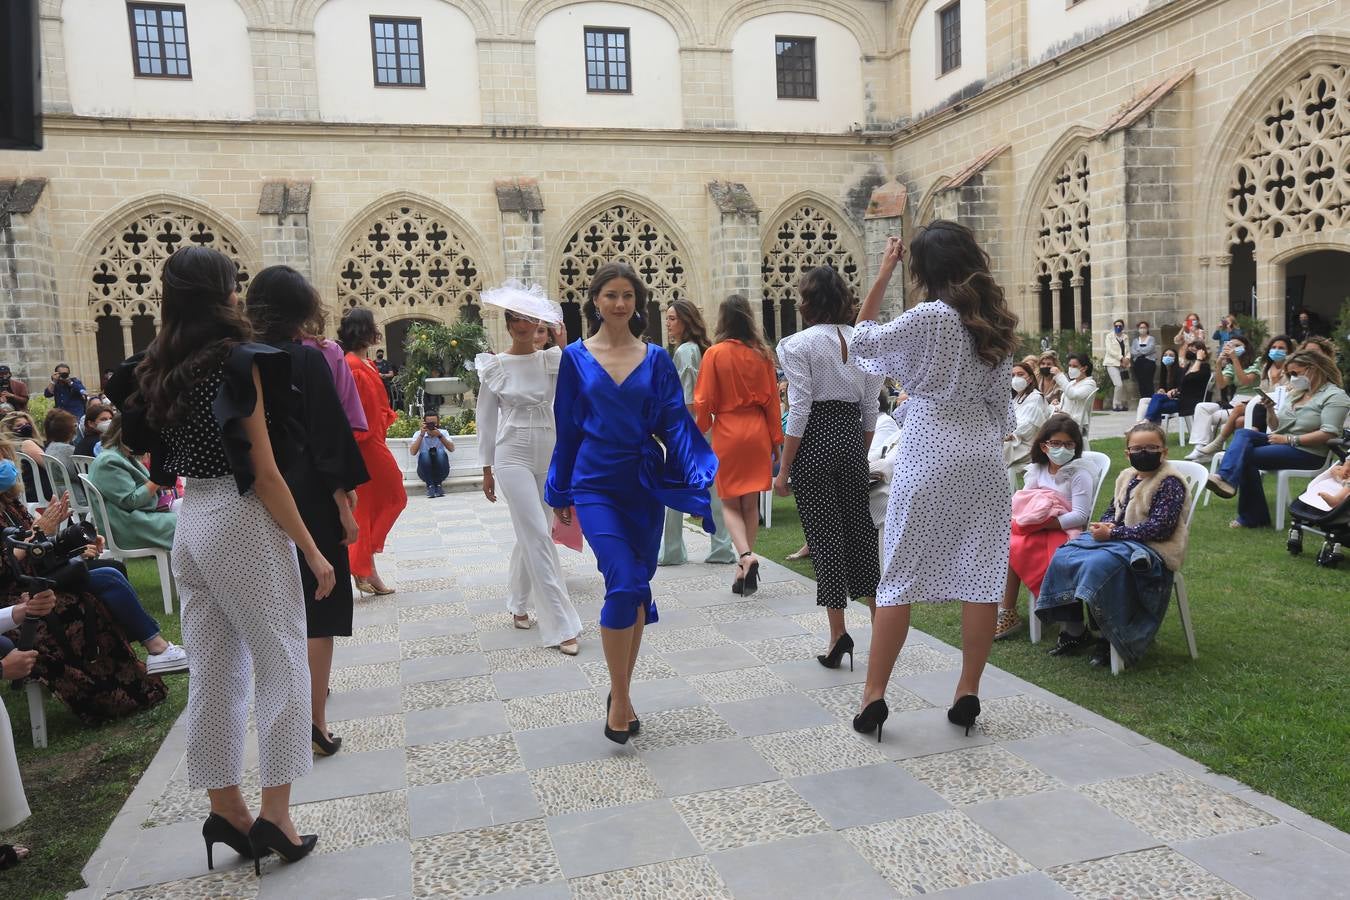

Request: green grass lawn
left=2, top=558, right=186, bottom=900
left=756, top=435, right=1350, bottom=834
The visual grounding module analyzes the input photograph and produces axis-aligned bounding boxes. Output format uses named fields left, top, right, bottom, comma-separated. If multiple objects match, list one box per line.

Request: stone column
left=0, top=179, right=64, bottom=384
left=863, top=179, right=906, bottom=317
left=257, top=180, right=314, bottom=276
left=706, top=182, right=761, bottom=321
left=491, top=178, right=547, bottom=346
left=1088, top=134, right=1128, bottom=338
left=479, top=40, right=538, bottom=125
left=250, top=27, right=321, bottom=120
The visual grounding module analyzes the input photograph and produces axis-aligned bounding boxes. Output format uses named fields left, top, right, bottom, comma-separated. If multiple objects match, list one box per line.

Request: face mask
left=1011, top=376, right=1029, bottom=393
left=1288, top=375, right=1311, bottom=393
left=1114, top=325, right=1123, bottom=333
left=14, top=423, right=33, bottom=438
left=1039, top=366, right=1051, bottom=377
left=1128, top=450, right=1163, bottom=472
left=1137, top=327, right=1148, bottom=335
left=1046, top=446, right=1076, bottom=466
left=1233, top=345, right=1245, bottom=357
left=1268, top=348, right=1287, bottom=362
left=95, top=419, right=112, bottom=433
left=1162, top=356, right=1176, bottom=366
left=1067, top=367, right=1082, bottom=380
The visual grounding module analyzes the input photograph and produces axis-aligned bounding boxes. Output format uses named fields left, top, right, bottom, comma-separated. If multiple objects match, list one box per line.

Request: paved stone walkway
left=75, top=493, right=1350, bottom=899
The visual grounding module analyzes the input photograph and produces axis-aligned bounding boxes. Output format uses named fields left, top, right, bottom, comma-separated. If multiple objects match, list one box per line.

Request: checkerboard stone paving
left=77, top=493, right=1350, bottom=900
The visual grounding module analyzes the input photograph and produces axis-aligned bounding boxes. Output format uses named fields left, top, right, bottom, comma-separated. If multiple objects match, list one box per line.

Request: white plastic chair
left=1107, top=459, right=1207, bottom=675
left=17, top=449, right=48, bottom=516
left=759, top=491, right=774, bottom=529
left=1206, top=433, right=1335, bottom=530
left=78, top=473, right=176, bottom=615
left=71, top=454, right=95, bottom=476
left=1159, top=375, right=1213, bottom=446
left=25, top=682, right=48, bottom=748
left=44, top=455, right=92, bottom=523
left=1029, top=450, right=1113, bottom=645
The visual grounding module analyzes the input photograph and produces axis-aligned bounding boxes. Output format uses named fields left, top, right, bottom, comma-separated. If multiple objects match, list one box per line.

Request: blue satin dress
left=546, top=341, right=718, bottom=629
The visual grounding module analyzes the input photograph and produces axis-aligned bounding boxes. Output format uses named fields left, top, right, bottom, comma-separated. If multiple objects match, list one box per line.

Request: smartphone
left=1255, top=387, right=1275, bottom=404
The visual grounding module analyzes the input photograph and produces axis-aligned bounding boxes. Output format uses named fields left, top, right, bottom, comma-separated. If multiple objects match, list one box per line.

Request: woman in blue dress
left=547, top=263, right=718, bottom=744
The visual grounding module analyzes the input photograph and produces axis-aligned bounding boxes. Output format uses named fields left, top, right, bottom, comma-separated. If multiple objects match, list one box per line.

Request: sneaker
left=993, top=608, right=1022, bottom=640
left=1205, top=474, right=1237, bottom=498
left=146, top=643, right=189, bottom=674
left=1087, top=639, right=1113, bottom=668
left=425, top=486, right=437, bottom=498
left=1185, top=448, right=1212, bottom=462
left=1047, top=629, right=1094, bottom=657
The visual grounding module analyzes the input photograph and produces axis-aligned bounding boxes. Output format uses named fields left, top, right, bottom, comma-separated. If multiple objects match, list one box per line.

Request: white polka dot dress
left=851, top=302, right=1013, bottom=606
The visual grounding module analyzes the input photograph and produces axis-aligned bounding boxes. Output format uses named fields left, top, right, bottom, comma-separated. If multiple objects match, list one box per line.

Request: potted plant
left=397, top=320, right=491, bottom=415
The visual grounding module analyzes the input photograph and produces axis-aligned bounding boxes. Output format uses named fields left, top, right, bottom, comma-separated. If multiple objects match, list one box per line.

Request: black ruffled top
left=270, top=339, right=369, bottom=495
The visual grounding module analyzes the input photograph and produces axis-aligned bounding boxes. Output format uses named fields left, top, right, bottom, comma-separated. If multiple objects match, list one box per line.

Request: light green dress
left=659, top=341, right=736, bottom=565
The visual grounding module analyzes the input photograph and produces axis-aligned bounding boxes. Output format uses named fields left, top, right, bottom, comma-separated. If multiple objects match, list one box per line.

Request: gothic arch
left=550, top=192, right=699, bottom=343
left=714, top=2, right=881, bottom=56
left=293, top=0, right=496, bottom=34
left=518, top=0, right=697, bottom=46
left=914, top=176, right=952, bottom=228
left=328, top=193, right=495, bottom=328
left=759, top=192, right=864, bottom=341
left=1015, top=127, right=1096, bottom=332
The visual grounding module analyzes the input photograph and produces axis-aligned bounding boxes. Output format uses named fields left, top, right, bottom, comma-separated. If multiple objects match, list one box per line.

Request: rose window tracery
left=760, top=204, right=861, bottom=341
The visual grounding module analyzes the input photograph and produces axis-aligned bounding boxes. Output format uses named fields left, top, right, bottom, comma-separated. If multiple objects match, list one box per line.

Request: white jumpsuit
left=475, top=349, right=583, bottom=647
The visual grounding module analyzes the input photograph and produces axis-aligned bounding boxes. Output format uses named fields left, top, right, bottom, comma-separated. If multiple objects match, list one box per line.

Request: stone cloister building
left=1, top=0, right=1347, bottom=380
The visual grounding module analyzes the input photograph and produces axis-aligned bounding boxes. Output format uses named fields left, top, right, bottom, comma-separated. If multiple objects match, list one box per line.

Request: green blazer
left=87, top=450, right=176, bottom=551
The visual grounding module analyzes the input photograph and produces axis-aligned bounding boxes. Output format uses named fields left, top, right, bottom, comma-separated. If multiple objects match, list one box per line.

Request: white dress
left=475, top=348, right=583, bottom=647
left=851, top=302, right=1013, bottom=606
left=0, top=607, right=30, bottom=829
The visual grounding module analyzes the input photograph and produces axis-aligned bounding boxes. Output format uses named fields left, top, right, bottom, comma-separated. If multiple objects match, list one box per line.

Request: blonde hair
left=1285, top=348, right=1342, bottom=393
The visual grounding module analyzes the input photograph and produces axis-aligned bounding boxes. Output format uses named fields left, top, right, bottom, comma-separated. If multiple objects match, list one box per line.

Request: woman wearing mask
left=1131, top=322, right=1159, bottom=398
left=1173, top=313, right=1206, bottom=348
left=773, top=266, right=882, bottom=669
left=1051, top=353, right=1099, bottom=444
left=1206, top=349, right=1350, bottom=527
left=475, top=282, right=582, bottom=656
left=1101, top=319, right=1131, bottom=412
left=247, top=266, right=370, bottom=757
left=849, top=222, right=1018, bottom=740
left=1003, top=362, right=1051, bottom=493
left=1187, top=334, right=1260, bottom=461
left=996, top=414, right=1093, bottom=640
left=658, top=299, right=735, bottom=567
left=0, top=411, right=50, bottom=503
left=73, top=403, right=114, bottom=458
left=1144, top=340, right=1211, bottom=424
left=125, top=246, right=333, bottom=870
left=547, top=263, right=716, bottom=744
left=694, top=295, right=782, bottom=596
left=1037, top=422, right=1190, bottom=667
left=1035, top=350, right=1062, bottom=406
left=340, top=308, right=408, bottom=596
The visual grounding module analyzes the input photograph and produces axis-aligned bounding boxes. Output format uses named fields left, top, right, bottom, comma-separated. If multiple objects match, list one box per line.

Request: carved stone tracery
left=1032, top=148, right=1092, bottom=330
left=760, top=204, right=860, bottom=341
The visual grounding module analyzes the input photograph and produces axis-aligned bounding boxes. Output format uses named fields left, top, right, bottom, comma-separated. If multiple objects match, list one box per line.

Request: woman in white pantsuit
left=477, top=282, right=582, bottom=655
left=118, top=247, right=334, bottom=874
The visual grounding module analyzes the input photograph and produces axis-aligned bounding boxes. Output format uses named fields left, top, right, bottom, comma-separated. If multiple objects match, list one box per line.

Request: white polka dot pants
left=173, top=477, right=312, bottom=791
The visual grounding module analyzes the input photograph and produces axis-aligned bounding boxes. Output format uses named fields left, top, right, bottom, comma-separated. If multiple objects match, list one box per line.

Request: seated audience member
left=996, top=414, right=1094, bottom=640
left=86, top=415, right=178, bottom=551
left=1004, top=361, right=1052, bottom=493
left=1, top=411, right=51, bottom=504
left=1037, top=422, right=1190, bottom=667
left=0, top=365, right=28, bottom=413
left=410, top=412, right=455, bottom=498
left=1035, top=350, right=1062, bottom=405
left=1206, top=349, right=1350, bottom=527
left=73, top=403, right=114, bottom=458
left=0, top=465, right=186, bottom=692
left=1052, top=353, right=1099, bottom=443
left=1300, top=336, right=1337, bottom=358
left=1189, top=334, right=1294, bottom=459
left=43, top=407, right=84, bottom=505
left=1187, top=335, right=1260, bottom=460
left=1144, top=340, right=1211, bottom=425
left=867, top=393, right=904, bottom=529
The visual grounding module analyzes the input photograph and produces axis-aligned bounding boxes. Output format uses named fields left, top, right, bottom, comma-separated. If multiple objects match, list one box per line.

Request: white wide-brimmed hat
left=481, top=279, right=564, bottom=325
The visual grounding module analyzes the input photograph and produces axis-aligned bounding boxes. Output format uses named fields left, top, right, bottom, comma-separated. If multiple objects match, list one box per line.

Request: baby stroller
left=1286, top=436, right=1350, bottom=568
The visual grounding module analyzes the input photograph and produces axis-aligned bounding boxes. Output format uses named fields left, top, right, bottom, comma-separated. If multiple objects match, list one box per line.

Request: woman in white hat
left=475, top=282, right=582, bottom=654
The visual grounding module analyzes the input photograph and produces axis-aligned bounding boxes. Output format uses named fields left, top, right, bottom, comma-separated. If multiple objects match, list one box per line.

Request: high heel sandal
left=947, top=694, right=981, bottom=736
left=607, top=693, right=640, bottom=735
left=311, top=724, right=342, bottom=757
left=354, top=579, right=395, bottom=596
left=817, top=633, right=854, bottom=671
left=739, top=551, right=760, bottom=597
left=852, top=698, right=889, bottom=742
left=247, top=817, right=318, bottom=876
left=202, top=813, right=258, bottom=870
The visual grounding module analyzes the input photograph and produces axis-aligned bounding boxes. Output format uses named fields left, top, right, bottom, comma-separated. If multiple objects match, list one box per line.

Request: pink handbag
left=551, top=508, right=583, bottom=553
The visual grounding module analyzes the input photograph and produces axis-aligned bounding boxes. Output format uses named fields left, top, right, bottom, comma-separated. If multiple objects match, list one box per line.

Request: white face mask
left=1067, top=367, right=1082, bottom=380
left=1288, top=375, right=1312, bottom=393
left=1011, top=376, right=1029, bottom=393
left=95, top=419, right=111, bottom=433
left=1046, top=446, right=1076, bottom=466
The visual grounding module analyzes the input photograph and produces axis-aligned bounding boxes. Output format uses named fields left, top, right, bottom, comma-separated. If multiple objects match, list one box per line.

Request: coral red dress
left=694, top=340, right=782, bottom=499
left=345, top=352, right=407, bottom=579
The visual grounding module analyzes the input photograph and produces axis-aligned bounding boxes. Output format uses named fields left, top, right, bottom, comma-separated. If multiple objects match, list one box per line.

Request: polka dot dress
left=851, top=302, right=1013, bottom=606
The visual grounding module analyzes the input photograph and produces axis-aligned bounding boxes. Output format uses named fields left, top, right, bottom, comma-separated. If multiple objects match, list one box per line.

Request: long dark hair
left=135, top=247, right=251, bottom=428
left=666, top=299, right=710, bottom=352
left=337, top=307, right=380, bottom=354
left=583, top=263, right=647, bottom=338
left=797, top=266, right=853, bottom=326
left=714, top=295, right=773, bottom=362
left=245, top=265, right=324, bottom=344
left=907, top=220, right=1018, bottom=367
left=1028, top=413, right=1084, bottom=466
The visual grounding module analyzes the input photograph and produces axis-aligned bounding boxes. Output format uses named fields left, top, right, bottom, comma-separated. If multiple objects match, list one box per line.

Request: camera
left=1, top=524, right=92, bottom=596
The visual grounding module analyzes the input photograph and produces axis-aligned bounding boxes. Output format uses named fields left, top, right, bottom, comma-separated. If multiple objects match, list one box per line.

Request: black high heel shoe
left=607, top=693, right=640, bottom=735
left=852, top=698, right=889, bottom=742
left=739, top=552, right=760, bottom=597
left=817, top=633, right=854, bottom=671
left=947, top=694, right=981, bottom=736
left=247, top=817, right=318, bottom=876
left=311, top=724, right=342, bottom=757
left=202, top=813, right=258, bottom=870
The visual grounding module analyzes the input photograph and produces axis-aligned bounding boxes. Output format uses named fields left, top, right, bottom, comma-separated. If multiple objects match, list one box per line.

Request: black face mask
left=14, top=424, right=33, bottom=438
left=1128, top=450, right=1163, bottom=472
left=1039, top=366, right=1051, bottom=377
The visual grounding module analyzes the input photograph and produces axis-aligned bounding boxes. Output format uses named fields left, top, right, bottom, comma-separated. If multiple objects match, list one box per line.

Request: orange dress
left=345, top=353, right=408, bottom=578
left=694, top=340, right=783, bottom=498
